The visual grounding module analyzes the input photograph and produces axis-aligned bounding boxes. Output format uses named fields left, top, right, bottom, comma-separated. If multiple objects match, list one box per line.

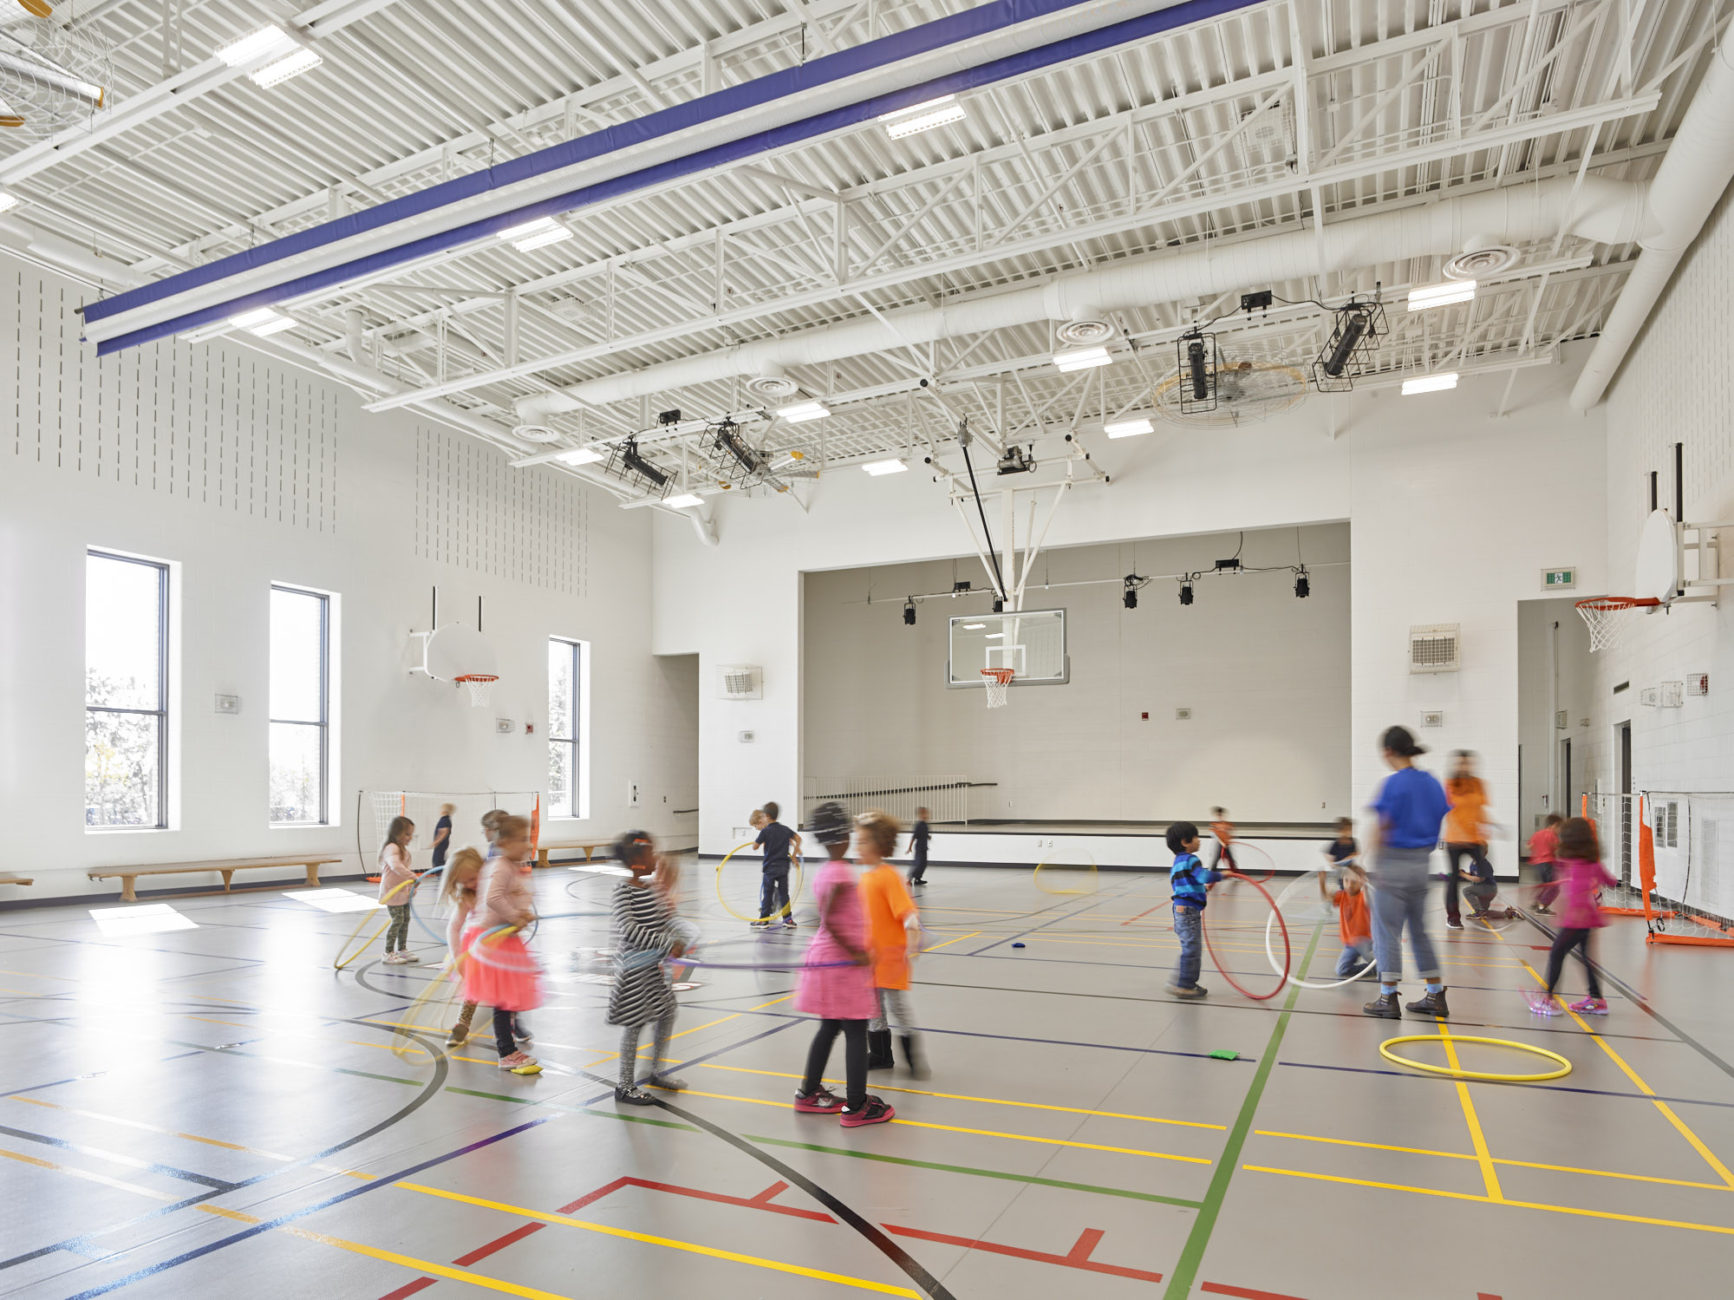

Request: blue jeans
left=1370, top=846, right=1442, bottom=985
left=1335, top=941, right=1373, bottom=977
left=1172, top=904, right=1203, bottom=988
left=759, top=866, right=791, bottom=921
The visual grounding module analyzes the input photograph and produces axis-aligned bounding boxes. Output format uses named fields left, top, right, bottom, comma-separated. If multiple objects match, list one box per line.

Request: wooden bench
left=536, top=841, right=612, bottom=868
left=0, top=874, right=34, bottom=888
left=88, top=856, right=341, bottom=903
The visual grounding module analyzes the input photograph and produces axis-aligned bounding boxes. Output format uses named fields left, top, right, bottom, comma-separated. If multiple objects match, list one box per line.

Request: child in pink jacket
left=1527, top=817, right=1618, bottom=1016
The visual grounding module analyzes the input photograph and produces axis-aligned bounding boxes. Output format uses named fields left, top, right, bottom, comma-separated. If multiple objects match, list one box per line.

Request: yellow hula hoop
left=391, top=957, right=461, bottom=1058
left=1379, top=1034, right=1572, bottom=1083
left=332, top=875, right=419, bottom=971
left=714, top=841, right=803, bottom=922
left=1033, top=855, right=1098, bottom=896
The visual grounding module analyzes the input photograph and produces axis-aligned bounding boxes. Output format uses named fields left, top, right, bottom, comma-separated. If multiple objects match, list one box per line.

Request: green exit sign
left=1542, top=567, right=1577, bottom=590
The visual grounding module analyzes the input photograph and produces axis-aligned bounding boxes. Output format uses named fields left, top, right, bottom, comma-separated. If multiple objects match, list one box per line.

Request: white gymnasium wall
left=655, top=356, right=1609, bottom=869
left=800, top=525, right=1351, bottom=823
left=1516, top=597, right=1597, bottom=836
left=1593, top=183, right=1734, bottom=917
left=0, top=255, right=683, bottom=902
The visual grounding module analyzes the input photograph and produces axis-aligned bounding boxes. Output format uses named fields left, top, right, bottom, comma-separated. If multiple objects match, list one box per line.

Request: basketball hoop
left=981, top=667, right=1015, bottom=708
left=454, top=674, right=498, bottom=707
left=1575, top=597, right=1662, bottom=653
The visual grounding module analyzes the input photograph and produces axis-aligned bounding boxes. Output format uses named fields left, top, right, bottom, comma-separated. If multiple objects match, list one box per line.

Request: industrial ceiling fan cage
left=0, top=16, right=112, bottom=140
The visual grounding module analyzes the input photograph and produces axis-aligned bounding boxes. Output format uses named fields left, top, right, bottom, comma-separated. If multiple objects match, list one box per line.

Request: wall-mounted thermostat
left=496, top=717, right=513, bottom=734
left=1420, top=710, right=1444, bottom=727
left=738, top=729, right=756, bottom=743
left=1175, top=707, right=1192, bottom=720
left=214, top=694, right=240, bottom=715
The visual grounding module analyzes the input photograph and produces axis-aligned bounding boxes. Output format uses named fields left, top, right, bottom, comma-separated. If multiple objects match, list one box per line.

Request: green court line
left=745, top=1133, right=1203, bottom=1208
left=1162, top=922, right=1322, bottom=1298
left=444, top=1085, right=697, bottom=1131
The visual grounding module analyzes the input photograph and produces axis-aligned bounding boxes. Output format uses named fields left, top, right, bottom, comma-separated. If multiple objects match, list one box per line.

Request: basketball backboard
left=422, top=624, right=497, bottom=682
left=947, top=609, right=1067, bottom=687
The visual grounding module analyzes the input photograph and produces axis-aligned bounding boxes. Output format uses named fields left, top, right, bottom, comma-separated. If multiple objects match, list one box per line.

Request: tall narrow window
left=270, top=585, right=330, bottom=824
left=86, top=550, right=169, bottom=829
left=548, top=637, right=583, bottom=818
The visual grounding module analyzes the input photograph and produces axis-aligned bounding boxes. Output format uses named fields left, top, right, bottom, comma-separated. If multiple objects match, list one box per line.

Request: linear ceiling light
left=776, top=400, right=830, bottom=423
left=1054, top=346, right=1112, bottom=373
left=0, top=190, right=18, bottom=215
left=962, top=623, right=986, bottom=629
left=862, top=458, right=907, bottom=476
left=252, top=46, right=323, bottom=88
left=1401, top=372, right=1459, bottom=395
left=1104, top=417, right=1154, bottom=438
left=558, top=447, right=603, bottom=465
left=878, top=95, right=966, bottom=139
left=1408, top=281, right=1476, bottom=311
left=663, top=492, right=705, bottom=509
left=231, top=306, right=295, bottom=336
left=217, top=26, right=297, bottom=67
left=498, top=217, right=572, bottom=252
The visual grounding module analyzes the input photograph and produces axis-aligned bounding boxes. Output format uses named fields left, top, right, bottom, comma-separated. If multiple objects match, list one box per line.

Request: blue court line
left=1278, top=1058, right=1734, bottom=1110
left=968, top=880, right=1147, bottom=956
left=0, top=1122, right=236, bottom=1190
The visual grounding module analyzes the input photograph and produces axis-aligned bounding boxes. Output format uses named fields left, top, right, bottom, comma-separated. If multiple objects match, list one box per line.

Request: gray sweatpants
left=1370, top=845, right=1442, bottom=985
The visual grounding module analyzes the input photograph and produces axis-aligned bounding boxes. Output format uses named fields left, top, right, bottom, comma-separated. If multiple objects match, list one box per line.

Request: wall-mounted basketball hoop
left=411, top=588, right=501, bottom=705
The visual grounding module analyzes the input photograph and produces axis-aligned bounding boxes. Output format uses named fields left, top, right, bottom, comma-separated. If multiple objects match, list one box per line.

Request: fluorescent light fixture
left=862, top=458, right=907, bottom=476
left=282, top=888, right=381, bottom=912
left=0, top=190, right=18, bottom=215
left=89, top=904, right=198, bottom=936
left=218, top=25, right=296, bottom=67
left=558, top=447, right=604, bottom=466
left=1104, top=417, right=1154, bottom=438
left=777, top=400, right=830, bottom=423
left=1401, top=371, right=1460, bottom=396
left=985, top=632, right=1004, bottom=639
left=496, top=217, right=572, bottom=252
left=878, top=95, right=967, bottom=139
left=962, top=623, right=986, bottom=629
left=251, top=46, right=323, bottom=88
left=1408, top=280, right=1476, bottom=311
left=231, top=306, right=296, bottom=336
left=1053, top=346, right=1112, bottom=372
left=663, top=492, right=705, bottom=509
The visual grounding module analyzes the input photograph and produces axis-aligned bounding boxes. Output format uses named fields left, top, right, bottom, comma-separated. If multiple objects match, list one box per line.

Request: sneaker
left=1569, top=997, right=1609, bottom=1015
left=647, top=1073, right=687, bottom=1091
left=498, top=1051, right=540, bottom=1075
left=839, top=1095, right=895, bottom=1128
left=1362, top=992, right=1402, bottom=1019
left=1405, top=987, right=1450, bottom=1019
left=1526, top=991, right=1561, bottom=1017
left=1534, top=905, right=1554, bottom=915
left=511, top=1019, right=532, bottom=1044
left=1168, top=984, right=1208, bottom=999
left=615, top=1085, right=658, bottom=1106
left=445, top=1024, right=470, bottom=1047
left=749, top=920, right=771, bottom=930
left=783, top=918, right=798, bottom=929
left=794, top=1087, right=845, bottom=1114
left=1446, top=919, right=1465, bottom=930
left=383, top=951, right=406, bottom=964
left=399, top=952, right=420, bottom=964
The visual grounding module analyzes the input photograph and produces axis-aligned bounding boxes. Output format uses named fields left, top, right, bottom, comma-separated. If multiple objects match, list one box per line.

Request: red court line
left=1122, top=899, right=1173, bottom=925
left=1201, top=1283, right=1309, bottom=1300
left=887, top=1223, right=1164, bottom=1283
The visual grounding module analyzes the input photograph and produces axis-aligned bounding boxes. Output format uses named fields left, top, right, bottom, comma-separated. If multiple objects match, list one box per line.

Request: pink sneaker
left=839, top=1095, right=895, bottom=1128
left=794, top=1087, right=844, bottom=1114
left=1569, top=997, right=1609, bottom=1015
left=498, top=1051, right=541, bottom=1074
left=1525, top=991, right=1561, bottom=1016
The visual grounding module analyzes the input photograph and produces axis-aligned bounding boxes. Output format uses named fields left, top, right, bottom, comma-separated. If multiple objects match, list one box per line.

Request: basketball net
left=981, top=667, right=1015, bottom=709
left=454, top=674, right=498, bottom=708
left=1574, top=597, right=1660, bottom=653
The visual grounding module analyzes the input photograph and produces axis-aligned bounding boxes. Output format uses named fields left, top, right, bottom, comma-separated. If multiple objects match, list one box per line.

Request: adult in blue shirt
left=1364, top=725, right=1452, bottom=1020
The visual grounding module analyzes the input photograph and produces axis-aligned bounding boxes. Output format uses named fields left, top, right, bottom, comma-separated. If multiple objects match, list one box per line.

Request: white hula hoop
left=1265, top=869, right=1376, bottom=990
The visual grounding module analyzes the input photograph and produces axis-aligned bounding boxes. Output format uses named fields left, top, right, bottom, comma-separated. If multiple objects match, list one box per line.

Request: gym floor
left=2, top=862, right=1732, bottom=1299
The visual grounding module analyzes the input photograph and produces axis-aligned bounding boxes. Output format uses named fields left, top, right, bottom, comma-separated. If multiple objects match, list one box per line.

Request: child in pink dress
left=1527, top=817, right=1618, bottom=1016
left=460, top=815, right=542, bottom=1073
left=792, top=802, right=894, bottom=1127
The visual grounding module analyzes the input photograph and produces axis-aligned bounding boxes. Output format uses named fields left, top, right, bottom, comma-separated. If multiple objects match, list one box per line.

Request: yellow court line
left=591, top=1012, right=743, bottom=1066
left=1437, top=1021, right=1503, bottom=1201
left=0, top=1146, right=179, bottom=1201
left=286, top=1225, right=575, bottom=1300
left=1491, top=931, right=1734, bottom=1190
left=918, top=930, right=981, bottom=953
left=1244, top=1164, right=1734, bottom=1237
left=14, top=1095, right=250, bottom=1153
left=750, top=994, right=793, bottom=1011
left=697, top=1062, right=1225, bottom=1129
left=664, top=1087, right=1210, bottom=1163
left=396, top=1181, right=919, bottom=1296
left=1254, top=1128, right=1733, bottom=1193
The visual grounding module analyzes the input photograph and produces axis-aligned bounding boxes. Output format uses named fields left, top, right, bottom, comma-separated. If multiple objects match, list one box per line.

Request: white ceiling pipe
left=520, top=174, right=1649, bottom=418
left=0, top=217, right=149, bottom=287
left=1570, top=26, right=1734, bottom=411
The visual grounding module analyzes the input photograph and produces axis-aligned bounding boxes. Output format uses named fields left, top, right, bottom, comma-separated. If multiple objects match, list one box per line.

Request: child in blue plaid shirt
left=1166, top=820, right=1220, bottom=999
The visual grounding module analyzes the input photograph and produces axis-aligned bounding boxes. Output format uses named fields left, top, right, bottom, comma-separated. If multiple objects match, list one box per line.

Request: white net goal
left=355, top=790, right=542, bottom=877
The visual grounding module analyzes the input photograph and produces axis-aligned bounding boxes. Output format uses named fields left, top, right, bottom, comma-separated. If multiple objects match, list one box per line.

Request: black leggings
left=492, top=1008, right=519, bottom=1057
left=1544, top=927, right=1602, bottom=998
left=801, top=1019, right=867, bottom=1109
left=1444, top=844, right=1489, bottom=920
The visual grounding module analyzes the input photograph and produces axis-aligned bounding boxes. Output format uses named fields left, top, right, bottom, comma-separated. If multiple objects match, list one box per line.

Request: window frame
left=547, top=636, right=588, bottom=820
left=85, top=549, right=171, bottom=832
left=269, top=583, right=332, bottom=827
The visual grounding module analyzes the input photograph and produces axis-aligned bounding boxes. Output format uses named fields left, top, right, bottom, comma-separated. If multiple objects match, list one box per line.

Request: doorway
left=1617, top=720, right=1633, bottom=885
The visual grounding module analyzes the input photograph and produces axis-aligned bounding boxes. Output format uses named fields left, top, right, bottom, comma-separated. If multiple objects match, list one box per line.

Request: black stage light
left=903, top=599, right=916, bottom=626
left=1179, top=580, right=1194, bottom=606
left=1295, top=570, right=1310, bottom=599
left=1124, top=586, right=1138, bottom=610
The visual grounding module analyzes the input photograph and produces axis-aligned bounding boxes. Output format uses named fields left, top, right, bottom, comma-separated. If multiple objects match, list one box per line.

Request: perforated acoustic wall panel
left=414, top=425, right=589, bottom=598
left=3, top=270, right=338, bottom=532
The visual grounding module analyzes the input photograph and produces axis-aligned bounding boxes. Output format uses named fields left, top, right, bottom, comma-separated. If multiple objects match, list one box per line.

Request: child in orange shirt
left=1321, top=864, right=1374, bottom=977
left=857, top=810, right=929, bottom=1079
left=1209, top=807, right=1237, bottom=874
